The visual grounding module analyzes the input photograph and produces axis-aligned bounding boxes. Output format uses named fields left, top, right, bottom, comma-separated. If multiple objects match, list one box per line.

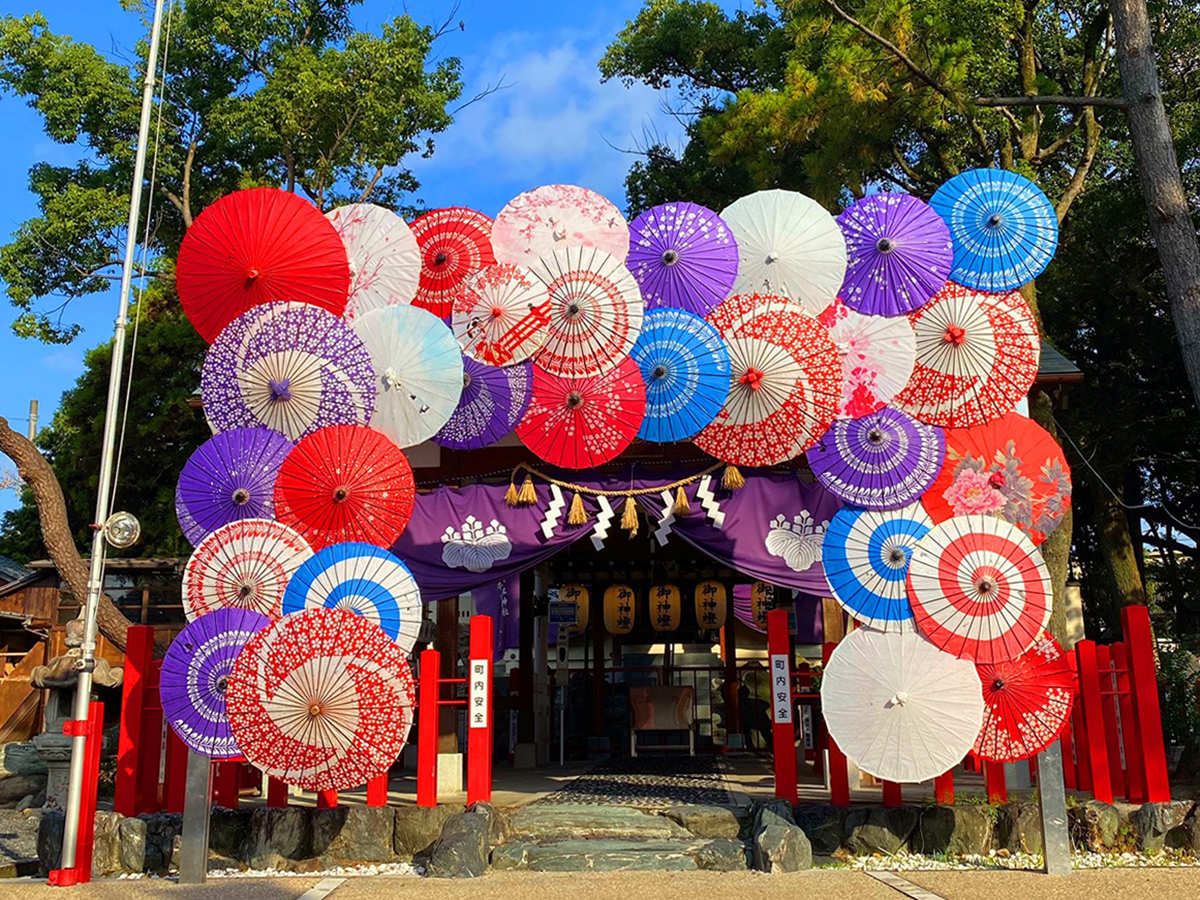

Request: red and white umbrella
left=975, top=633, right=1075, bottom=762
left=492, top=184, right=629, bottom=264
left=410, top=207, right=495, bottom=319
left=451, top=263, right=552, bottom=365
left=325, top=203, right=420, bottom=321
left=893, top=282, right=1041, bottom=428
left=906, top=515, right=1052, bottom=665
left=226, top=608, right=417, bottom=792
left=530, top=245, right=644, bottom=378
left=817, top=297, right=916, bottom=419
left=516, top=358, right=646, bottom=468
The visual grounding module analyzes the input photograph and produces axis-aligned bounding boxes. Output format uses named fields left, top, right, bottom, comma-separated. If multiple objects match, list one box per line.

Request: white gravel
left=833, top=849, right=1200, bottom=871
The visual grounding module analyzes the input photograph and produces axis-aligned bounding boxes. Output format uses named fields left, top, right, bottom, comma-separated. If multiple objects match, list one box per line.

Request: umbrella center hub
left=992, top=677, right=1006, bottom=692
left=566, top=392, right=584, bottom=409
left=652, top=365, right=669, bottom=380
left=566, top=301, right=582, bottom=318
left=268, top=378, right=292, bottom=402
left=740, top=367, right=766, bottom=390
left=490, top=306, right=506, bottom=319
left=434, top=251, right=449, bottom=267
left=463, top=371, right=472, bottom=388
left=238, top=582, right=255, bottom=599
left=231, top=488, right=250, bottom=506
left=334, top=487, right=349, bottom=502
left=866, top=427, right=887, bottom=446
left=889, top=691, right=910, bottom=707
left=976, top=577, right=996, bottom=595
left=662, top=249, right=680, bottom=266
left=765, top=252, right=779, bottom=264
left=308, top=700, right=325, bottom=717
left=887, top=547, right=907, bottom=565
left=381, top=368, right=401, bottom=391
left=876, top=237, right=894, bottom=253
left=943, top=324, right=967, bottom=345
left=987, top=213, right=1003, bottom=228
left=215, top=676, right=229, bottom=695
left=246, top=267, right=261, bottom=282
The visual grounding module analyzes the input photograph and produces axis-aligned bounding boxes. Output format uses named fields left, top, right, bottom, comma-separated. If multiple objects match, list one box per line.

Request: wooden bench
left=629, top=685, right=695, bottom=757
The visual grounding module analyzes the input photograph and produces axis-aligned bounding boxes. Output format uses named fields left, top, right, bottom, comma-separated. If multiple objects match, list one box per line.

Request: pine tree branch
left=975, top=95, right=1127, bottom=108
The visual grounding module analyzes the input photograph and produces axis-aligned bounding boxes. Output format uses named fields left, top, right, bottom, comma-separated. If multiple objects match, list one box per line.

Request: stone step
left=508, top=804, right=693, bottom=841
left=491, top=837, right=747, bottom=872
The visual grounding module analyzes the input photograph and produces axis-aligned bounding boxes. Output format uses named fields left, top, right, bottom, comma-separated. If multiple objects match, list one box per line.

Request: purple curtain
left=471, top=575, right=521, bottom=655
left=733, top=584, right=825, bottom=643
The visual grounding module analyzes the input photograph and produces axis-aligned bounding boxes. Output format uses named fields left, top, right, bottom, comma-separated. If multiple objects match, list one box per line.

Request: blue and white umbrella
left=821, top=504, right=933, bottom=632
left=282, top=541, right=422, bottom=652
left=928, top=168, right=1058, bottom=292
left=630, top=308, right=730, bottom=442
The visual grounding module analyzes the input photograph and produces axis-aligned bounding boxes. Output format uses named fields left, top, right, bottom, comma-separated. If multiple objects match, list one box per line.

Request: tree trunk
left=1091, top=472, right=1149, bottom=622
left=1111, top=0, right=1200, bottom=410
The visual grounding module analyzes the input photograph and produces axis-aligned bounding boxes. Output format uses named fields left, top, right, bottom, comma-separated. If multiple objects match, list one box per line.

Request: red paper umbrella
left=975, top=634, right=1075, bottom=761
left=516, top=358, right=646, bottom=468
left=274, top=425, right=415, bottom=551
left=923, top=412, right=1072, bottom=546
left=694, top=295, right=842, bottom=467
left=226, top=608, right=417, bottom=792
left=177, top=188, right=350, bottom=342
left=411, top=207, right=496, bottom=319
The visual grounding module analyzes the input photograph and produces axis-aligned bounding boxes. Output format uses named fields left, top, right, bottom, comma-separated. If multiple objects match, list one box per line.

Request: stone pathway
left=533, top=757, right=733, bottom=809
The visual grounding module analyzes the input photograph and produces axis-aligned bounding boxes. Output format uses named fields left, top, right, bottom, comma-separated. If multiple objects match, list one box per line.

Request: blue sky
left=0, top=0, right=695, bottom=514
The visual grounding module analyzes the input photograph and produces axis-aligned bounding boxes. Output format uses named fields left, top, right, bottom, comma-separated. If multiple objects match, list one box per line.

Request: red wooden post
left=934, top=771, right=955, bottom=805
left=317, top=790, right=338, bottom=808
left=822, top=642, right=850, bottom=807
left=767, top=610, right=798, bottom=804
left=214, top=760, right=241, bottom=808
left=1062, top=725, right=1077, bottom=791
left=1111, top=641, right=1146, bottom=803
left=1096, top=645, right=1126, bottom=798
left=1121, top=605, right=1171, bottom=802
left=114, top=625, right=154, bottom=817
left=467, top=615, right=494, bottom=805
left=136, top=657, right=164, bottom=814
left=984, top=760, right=1008, bottom=804
left=417, top=648, right=440, bottom=808
left=1076, top=640, right=1113, bottom=804
left=367, top=775, right=389, bottom=807
left=267, top=777, right=288, bottom=807
left=881, top=781, right=902, bottom=806
left=162, top=728, right=188, bottom=813
left=49, top=701, right=104, bottom=886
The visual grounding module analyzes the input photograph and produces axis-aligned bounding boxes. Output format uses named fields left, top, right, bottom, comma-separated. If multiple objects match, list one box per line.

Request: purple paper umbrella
left=176, top=427, right=292, bottom=545
left=627, top=202, right=739, bottom=316
left=432, top=358, right=532, bottom=450
left=837, top=194, right=953, bottom=316
left=807, top=407, right=945, bottom=510
left=160, top=607, right=269, bottom=758
left=201, top=301, right=376, bottom=441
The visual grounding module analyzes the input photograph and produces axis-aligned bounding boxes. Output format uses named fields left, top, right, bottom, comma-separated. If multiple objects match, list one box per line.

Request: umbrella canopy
left=975, top=633, right=1075, bottom=762
left=325, top=203, right=420, bottom=321
left=226, top=608, right=417, bottom=792
left=694, top=296, right=842, bottom=466
left=626, top=202, right=739, bottom=316
left=837, top=193, right=953, bottom=316
left=282, top=542, right=422, bottom=653
left=821, top=627, right=985, bottom=783
left=177, top=188, right=350, bottom=343
left=452, top=263, right=552, bottom=366
left=817, top=297, right=916, bottom=419
left=821, top=504, right=934, bottom=632
left=907, top=515, right=1053, bottom=664
left=184, top=519, right=313, bottom=621
left=274, top=424, right=415, bottom=551
left=516, top=358, right=646, bottom=468
left=530, top=245, right=644, bottom=378
left=807, top=408, right=945, bottom=510
left=176, top=427, right=293, bottom=545
left=410, top=207, right=496, bottom=319
left=892, top=282, right=1041, bottom=428
left=353, top=305, right=464, bottom=448
left=924, top=412, right=1072, bottom=546
left=492, top=184, right=629, bottom=264
left=631, top=308, right=730, bottom=442
left=432, top=359, right=532, bottom=450
left=721, top=190, right=847, bottom=314
left=161, top=607, right=270, bottom=758
left=201, top=302, right=376, bottom=441
left=929, top=168, right=1059, bottom=292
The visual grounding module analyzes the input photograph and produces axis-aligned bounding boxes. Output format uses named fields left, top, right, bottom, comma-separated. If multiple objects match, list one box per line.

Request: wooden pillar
left=1096, top=644, right=1126, bottom=798
left=591, top=590, right=605, bottom=740
left=517, top=570, right=535, bottom=745
left=1111, top=641, right=1146, bottom=802
left=721, top=587, right=740, bottom=749
left=436, top=596, right=459, bottom=753
left=1121, top=605, right=1171, bottom=802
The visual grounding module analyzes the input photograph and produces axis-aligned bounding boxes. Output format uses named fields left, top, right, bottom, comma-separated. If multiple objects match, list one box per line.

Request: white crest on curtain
left=765, top=511, right=827, bottom=572
left=441, top=516, right=512, bottom=572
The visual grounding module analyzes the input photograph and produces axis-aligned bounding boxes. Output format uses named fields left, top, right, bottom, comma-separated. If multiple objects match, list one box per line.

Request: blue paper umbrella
left=282, top=542, right=422, bottom=652
left=630, top=308, right=730, bottom=442
left=821, top=504, right=933, bottom=632
left=929, top=168, right=1058, bottom=292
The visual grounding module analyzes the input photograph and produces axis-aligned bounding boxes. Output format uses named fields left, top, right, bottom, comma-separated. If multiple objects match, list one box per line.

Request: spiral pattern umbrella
left=817, top=297, right=916, bottom=419
left=432, top=359, right=532, bottom=450
left=410, top=207, right=495, bottom=319
left=492, top=184, right=629, bottom=264
left=626, top=202, right=739, bottom=316
left=325, top=203, right=420, bottom=321
left=975, top=634, right=1075, bottom=762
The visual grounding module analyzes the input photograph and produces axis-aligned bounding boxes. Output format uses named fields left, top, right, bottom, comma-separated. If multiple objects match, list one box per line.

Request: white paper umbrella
left=722, top=189, right=847, bottom=314
left=492, top=184, right=629, bottom=264
left=326, top=203, right=420, bottom=320
left=817, top=298, right=916, bottom=419
left=821, top=628, right=985, bottom=783
left=451, top=263, right=552, bottom=365
left=353, top=305, right=464, bottom=448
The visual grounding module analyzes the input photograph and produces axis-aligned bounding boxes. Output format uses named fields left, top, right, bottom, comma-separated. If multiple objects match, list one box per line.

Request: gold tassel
left=516, top=474, right=537, bottom=506
left=673, top=485, right=691, bottom=516
left=620, top=496, right=639, bottom=536
left=567, top=492, right=588, bottom=526
left=722, top=464, right=745, bottom=492
left=504, top=479, right=519, bottom=507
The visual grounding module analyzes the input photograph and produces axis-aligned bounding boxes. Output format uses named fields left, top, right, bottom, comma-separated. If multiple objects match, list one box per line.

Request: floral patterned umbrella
left=974, top=633, right=1075, bottom=762
left=626, top=202, right=739, bottom=316
left=492, top=184, right=629, bottom=264
left=451, top=263, right=552, bottom=366
left=410, top=207, right=495, bottom=319
left=184, top=518, right=312, bottom=621
left=817, top=297, right=916, bottom=419
left=325, top=203, right=420, bottom=321
left=432, top=359, right=532, bottom=450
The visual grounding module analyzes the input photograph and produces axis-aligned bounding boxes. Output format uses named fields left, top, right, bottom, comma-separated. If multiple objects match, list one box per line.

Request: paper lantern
left=649, top=584, right=682, bottom=632
left=695, top=581, right=727, bottom=632
left=559, top=583, right=589, bottom=635
left=751, top=581, right=774, bottom=631
left=603, top=584, right=637, bottom=635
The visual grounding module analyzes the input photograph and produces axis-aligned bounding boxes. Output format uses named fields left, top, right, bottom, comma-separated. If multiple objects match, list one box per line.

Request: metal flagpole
left=58, top=0, right=168, bottom=871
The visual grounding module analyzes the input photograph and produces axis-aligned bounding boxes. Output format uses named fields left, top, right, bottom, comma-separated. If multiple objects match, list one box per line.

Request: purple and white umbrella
left=161, top=607, right=269, bottom=758
left=837, top=194, right=953, bottom=316
left=432, top=359, right=532, bottom=450
left=176, top=427, right=292, bottom=546
left=807, top=408, right=944, bottom=510
left=201, top=301, right=376, bottom=441
left=626, top=202, right=739, bottom=316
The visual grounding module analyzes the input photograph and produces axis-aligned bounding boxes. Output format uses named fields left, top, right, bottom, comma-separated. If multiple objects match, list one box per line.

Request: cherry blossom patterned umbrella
left=410, top=207, right=495, bottom=319
left=201, top=302, right=376, bottom=441
left=274, top=424, right=415, bottom=551
left=530, top=245, right=644, bottom=378
left=892, top=282, right=1040, bottom=428
left=907, top=515, right=1052, bottom=664
left=176, top=427, right=293, bottom=546
left=974, top=633, right=1075, bottom=761
left=183, top=519, right=313, bottom=621
left=226, top=608, right=417, bottom=791
left=451, top=263, right=552, bottom=366
left=177, top=188, right=350, bottom=343
left=923, top=412, right=1072, bottom=546
left=432, top=359, right=532, bottom=450
left=161, top=607, right=270, bottom=758
left=836, top=193, right=953, bottom=316
left=626, top=202, right=739, bottom=316
left=817, top=298, right=916, bottom=419
left=492, top=184, right=629, bottom=264
left=516, top=358, right=647, bottom=468
left=325, top=203, right=420, bottom=321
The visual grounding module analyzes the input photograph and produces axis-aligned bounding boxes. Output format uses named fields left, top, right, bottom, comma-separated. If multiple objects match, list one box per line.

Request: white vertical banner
left=770, top=653, right=792, bottom=724
left=469, top=659, right=489, bottom=729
